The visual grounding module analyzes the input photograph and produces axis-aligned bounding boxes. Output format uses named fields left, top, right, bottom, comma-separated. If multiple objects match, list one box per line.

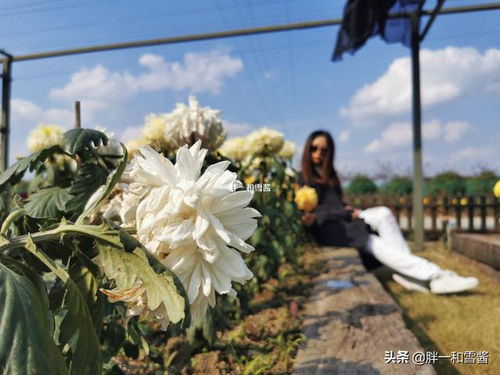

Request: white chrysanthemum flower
left=84, top=183, right=126, bottom=223
left=101, top=279, right=170, bottom=329
left=218, top=137, right=248, bottom=161
left=121, top=140, right=260, bottom=322
left=247, top=127, right=285, bottom=155
left=164, top=96, right=227, bottom=151
left=279, top=140, right=296, bottom=159
left=27, top=124, right=66, bottom=152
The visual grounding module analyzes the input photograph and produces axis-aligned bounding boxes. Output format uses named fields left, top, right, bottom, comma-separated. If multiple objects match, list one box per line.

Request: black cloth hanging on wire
left=332, top=0, right=426, bottom=61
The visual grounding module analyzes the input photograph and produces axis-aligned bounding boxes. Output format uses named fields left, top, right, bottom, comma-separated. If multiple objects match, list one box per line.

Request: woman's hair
left=301, top=130, right=342, bottom=193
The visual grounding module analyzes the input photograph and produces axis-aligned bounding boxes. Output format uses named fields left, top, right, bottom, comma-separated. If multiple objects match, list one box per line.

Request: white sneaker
left=429, top=270, right=479, bottom=294
left=392, top=274, right=430, bottom=293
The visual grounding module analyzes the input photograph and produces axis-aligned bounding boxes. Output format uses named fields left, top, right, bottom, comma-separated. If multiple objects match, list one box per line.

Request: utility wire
left=4, top=2, right=500, bottom=63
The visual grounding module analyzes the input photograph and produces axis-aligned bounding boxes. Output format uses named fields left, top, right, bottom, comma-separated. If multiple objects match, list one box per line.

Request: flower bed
left=0, top=97, right=310, bottom=374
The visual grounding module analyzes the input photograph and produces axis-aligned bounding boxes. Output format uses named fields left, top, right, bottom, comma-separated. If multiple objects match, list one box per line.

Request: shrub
left=381, top=176, right=412, bottom=196
left=346, top=174, right=377, bottom=195
left=466, top=170, right=498, bottom=195
left=428, top=171, right=466, bottom=196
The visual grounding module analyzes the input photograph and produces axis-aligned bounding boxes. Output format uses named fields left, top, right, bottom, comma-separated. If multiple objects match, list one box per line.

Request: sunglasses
left=310, top=145, right=329, bottom=154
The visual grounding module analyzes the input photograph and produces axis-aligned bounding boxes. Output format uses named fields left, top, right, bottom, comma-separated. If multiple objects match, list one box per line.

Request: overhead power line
left=5, top=2, right=500, bottom=63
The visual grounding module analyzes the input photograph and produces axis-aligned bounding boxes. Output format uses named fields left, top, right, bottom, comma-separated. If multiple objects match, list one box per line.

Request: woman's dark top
left=299, top=172, right=370, bottom=248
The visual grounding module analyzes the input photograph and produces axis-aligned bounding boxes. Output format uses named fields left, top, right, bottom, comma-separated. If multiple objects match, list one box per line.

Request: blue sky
left=2, top=0, right=500, bottom=180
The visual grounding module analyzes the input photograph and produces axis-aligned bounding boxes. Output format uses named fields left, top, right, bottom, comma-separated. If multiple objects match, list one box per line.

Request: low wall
left=451, top=232, right=500, bottom=270
left=292, top=247, right=436, bottom=375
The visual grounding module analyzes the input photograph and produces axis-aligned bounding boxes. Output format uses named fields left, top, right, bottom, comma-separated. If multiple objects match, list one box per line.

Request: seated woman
left=299, top=130, right=479, bottom=294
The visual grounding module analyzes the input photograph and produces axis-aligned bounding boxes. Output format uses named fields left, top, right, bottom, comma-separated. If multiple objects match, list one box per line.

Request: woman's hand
left=351, top=208, right=362, bottom=220
left=301, top=212, right=316, bottom=227
left=344, top=205, right=361, bottom=220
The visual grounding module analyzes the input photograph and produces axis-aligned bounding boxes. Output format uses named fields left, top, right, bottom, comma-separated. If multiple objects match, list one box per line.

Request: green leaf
left=23, top=237, right=102, bottom=375
left=97, top=245, right=186, bottom=325
left=64, top=128, right=108, bottom=155
left=69, top=254, right=104, bottom=334
left=76, top=144, right=128, bottom=224
left=102, top=221, right=191, bottom=328
left=24, top=186, right=73, bottom=218
left=65, top=162, right=108, bottom=220
left=0, top=261, right=68, bottom=375
left=0, top=145, right=64, bottom=189
left=0, top=253, right=47, bottom=296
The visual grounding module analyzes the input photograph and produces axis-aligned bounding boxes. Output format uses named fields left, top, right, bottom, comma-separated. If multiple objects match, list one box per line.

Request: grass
left=373, top=241, right=500, bottom=375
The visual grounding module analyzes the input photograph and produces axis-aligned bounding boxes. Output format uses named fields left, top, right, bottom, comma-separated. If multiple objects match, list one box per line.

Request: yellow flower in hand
left=494, top=180, right=500, bottom=198
left=294, top=186, right=318, bottom=212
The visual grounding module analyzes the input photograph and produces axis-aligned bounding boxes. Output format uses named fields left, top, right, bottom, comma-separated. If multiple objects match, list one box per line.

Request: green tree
left=466, top=170, right=498, bottom=195
left=381, top=176, right=412, bottom=196
left=346, top=174, right=377, bottom=195
left=429, top=171, right=466, bottom=196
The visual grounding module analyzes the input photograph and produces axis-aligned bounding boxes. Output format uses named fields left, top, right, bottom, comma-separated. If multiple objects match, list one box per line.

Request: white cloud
left=365, top=122, right=411, bottom=152
left=423, top=120, right=442, bottom=140
left=223, top=119, right=253, bottom=136
left=50, top=49, right=244, bottom=104
left=121, top=126, right=143, bottom=142
left=364, top=139, right=384, bottom=153
left=341, top=47, right=500, bottom=124
left=450, top=146, right=493, bottom=162
left=443, top=121, right=470, bottom=143
left=11, top=98, right=73, bottom=126
left=364, top=119, right=470, bottom=153
left=339, top=130, right=350, bottom=143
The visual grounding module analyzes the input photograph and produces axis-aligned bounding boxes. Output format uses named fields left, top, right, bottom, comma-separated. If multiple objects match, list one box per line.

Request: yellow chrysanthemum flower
left=53, top=154, right=77, bottom=171
left=278, top=140, right=296, bottom=159
left=27, top=124, right=65, bottom=152
left=142, top=113, right=170, bottom=152
left=247, top=127, right=285, bottom=155
left=218, top=137, right=248, bottom=161
left=460, top=197, right=468, bottom=206
left=126, top=139, right=148, bottom=158
left=493, top=180, right=500, bottom=198
left=244, top=175, right=256, bottom=185
left=294, top=186, right=318, bottom=212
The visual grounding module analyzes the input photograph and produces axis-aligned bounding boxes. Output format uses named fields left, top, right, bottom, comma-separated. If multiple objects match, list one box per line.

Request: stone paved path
left=292, top=247, right=436, bottom=375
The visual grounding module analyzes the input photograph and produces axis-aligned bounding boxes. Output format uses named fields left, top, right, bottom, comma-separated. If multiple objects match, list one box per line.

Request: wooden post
left=430, top=196, right=437, bottom=232
left=74, top=101, right=81, bottom=129
left=395, top=196, right=401, bottom=226
left=480, top=195, right=487, bottom=232
left=467, top=195, right=474, bottom=231
left=494, top=196, right=499, bottom=231
left=455, top=196, right=462, bottom=230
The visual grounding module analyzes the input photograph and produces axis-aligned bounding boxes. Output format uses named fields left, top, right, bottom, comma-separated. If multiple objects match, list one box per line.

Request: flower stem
left=0, top=209, right=27, bottom=235
left=1, top=223, right=122, bottom=253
